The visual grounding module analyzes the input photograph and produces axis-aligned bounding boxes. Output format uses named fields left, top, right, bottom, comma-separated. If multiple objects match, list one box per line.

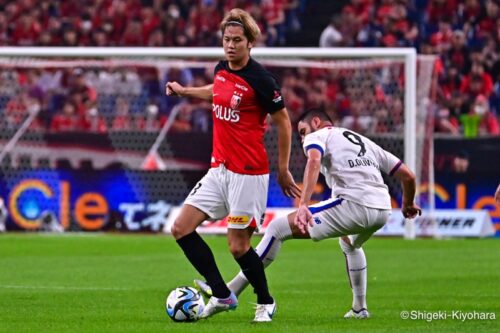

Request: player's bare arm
left=271, top=108, right=301, bottom=198
left=294, top=147, right=322, bottom=234
left=393, top=163, right=422, bottom=218
left=495, top=183, right=500, bottom=204
left=165, top=82, right=214, bottom=101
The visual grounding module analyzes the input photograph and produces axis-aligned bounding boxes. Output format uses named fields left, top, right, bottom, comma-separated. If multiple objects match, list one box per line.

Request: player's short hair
left=298, top=108, right=333, bottom=124
left=220, top=8, right=261, bottom=43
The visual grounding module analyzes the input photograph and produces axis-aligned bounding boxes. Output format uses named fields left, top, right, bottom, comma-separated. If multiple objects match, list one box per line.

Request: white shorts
left=184, top=165, right=269, bottom=230
left=307, top=198, right=391, bottom=247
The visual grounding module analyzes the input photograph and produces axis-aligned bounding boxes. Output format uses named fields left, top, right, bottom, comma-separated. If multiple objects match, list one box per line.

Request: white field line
left=0, top=285, right=133, bottom=291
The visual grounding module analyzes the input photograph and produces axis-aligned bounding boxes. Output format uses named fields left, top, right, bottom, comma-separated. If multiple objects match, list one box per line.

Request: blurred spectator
left=261, top=0, right=286, bottom=45
left=170, top=102, right=193, bottom=133
left=430, top=19, right=454, bottom=53
left=477, top=0, right=499, bottom=39
left=475, top=94, right=500, bottom=135
left=50, top=101, right=79, bottom=132
left=438, top=65, right=462, bottom=101
left=80, top=107, right=108, bottom=133
left=460, top=63, right=494, bottom=98
left=459, top=95, right=499, bottom=137
left=435, top=106, right=460, bottom=135
left=446, top=31, right=470, bottom=73
left=136, top=104, right=164, bottom=132
left=427, top=0, right=458, bottom=26
left=141, top=6, right=160, bottom=43
left=340, top=100, right=373, bottom=134
left=5, top=90, right=29, bottom=128
left=121, top=17, right=143, bottom=46
left=461, top=0, right=482, bottom=24
left=91, top=28, right=110, bottom=47
left=370, top=107, right=391, bottom=134
left=148, top=28, right=165, bottom=46
left=62, top=28, right=79, bottom=46
left=319, top=15, right=343, bottom=47
left=12, top=11, right=41, bottom=46
left=111, top=97, right=134, bottom=131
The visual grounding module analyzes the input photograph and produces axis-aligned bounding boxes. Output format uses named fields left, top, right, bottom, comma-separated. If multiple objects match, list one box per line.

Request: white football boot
left=200, top=292, right=238, bottom=319
left=253, top=301, right=276, bottom=323
left=194, top=279, right=213, bottom=297
left=344, top=308, right=370, bottom=319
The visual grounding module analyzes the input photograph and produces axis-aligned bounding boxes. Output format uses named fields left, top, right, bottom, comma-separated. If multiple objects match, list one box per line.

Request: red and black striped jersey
left=211, top=58, right=285, bottom=175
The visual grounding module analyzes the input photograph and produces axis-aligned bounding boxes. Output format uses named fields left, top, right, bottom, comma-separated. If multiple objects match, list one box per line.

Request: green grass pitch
left=0, top=234, right=498, bottom=333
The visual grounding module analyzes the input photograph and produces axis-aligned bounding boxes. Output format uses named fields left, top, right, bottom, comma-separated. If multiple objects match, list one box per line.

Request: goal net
left=0, top=47, right=435, bottom=235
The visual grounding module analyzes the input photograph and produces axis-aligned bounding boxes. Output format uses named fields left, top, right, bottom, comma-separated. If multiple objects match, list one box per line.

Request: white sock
left=339, top=237, right=367, bottom=311
left=227, top=216, right=292, bottom=296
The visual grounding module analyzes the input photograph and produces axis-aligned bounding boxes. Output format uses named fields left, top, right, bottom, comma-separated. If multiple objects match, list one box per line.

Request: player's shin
left=228, top=216, right=293, bottom=296
left=339, top=237, right=367, bottom=311
left=235, top=247, right=274, bottom=304
left=176, top=231, right=231, bottom=298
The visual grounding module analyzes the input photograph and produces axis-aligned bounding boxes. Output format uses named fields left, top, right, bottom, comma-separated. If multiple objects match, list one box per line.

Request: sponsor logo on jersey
left=272, top=90, right=282, bottom=103
left=230, top=91, right=242, bottom=109
left=313, top=217, right=322, bottom=225
left=227, top=216, right=249, bottom=225
left=215, top=75, right=226, bottom=82
left=212, top=104, right=240, bottom=122
left=235, top=83, right=248, bottom=91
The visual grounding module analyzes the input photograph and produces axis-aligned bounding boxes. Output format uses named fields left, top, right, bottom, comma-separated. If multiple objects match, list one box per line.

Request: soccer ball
left=166, top=286, right=205, bottom=322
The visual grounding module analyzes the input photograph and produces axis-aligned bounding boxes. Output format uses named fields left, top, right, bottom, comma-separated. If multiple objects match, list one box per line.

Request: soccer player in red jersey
left=166, top=8, right=300, bottom=322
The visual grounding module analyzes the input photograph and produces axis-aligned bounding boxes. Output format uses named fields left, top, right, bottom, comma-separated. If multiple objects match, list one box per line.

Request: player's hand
left=294, top=204, right=312, bottom=234
left=402, top=203, right=422, bottom=219
left=277, top=170, right=301, bottom=198
left=166, top=81, right=185, bottom=96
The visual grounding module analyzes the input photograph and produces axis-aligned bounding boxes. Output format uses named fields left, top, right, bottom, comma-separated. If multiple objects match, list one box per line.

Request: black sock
left=176, top=231, right=230, bottom=298
left=236, top=247, right=273, bottom=304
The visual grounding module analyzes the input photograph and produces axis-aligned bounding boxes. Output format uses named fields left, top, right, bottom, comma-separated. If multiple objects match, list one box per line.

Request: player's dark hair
left=298, top=108, right=333, bottom=124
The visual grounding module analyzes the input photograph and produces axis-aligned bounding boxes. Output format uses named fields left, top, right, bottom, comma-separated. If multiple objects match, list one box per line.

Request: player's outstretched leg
left=339, top=236, right=369, bottom=319
left=194, top=279, right=213, bottom=297
left=227, top=216, right=293, bottom=296
left=200, top=291, right=238, bottom=319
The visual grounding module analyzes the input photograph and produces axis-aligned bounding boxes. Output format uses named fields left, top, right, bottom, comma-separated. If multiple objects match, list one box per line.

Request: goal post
left=0, top=45, right=418, bottom=169
left=0, top=47, right=434, bottom=237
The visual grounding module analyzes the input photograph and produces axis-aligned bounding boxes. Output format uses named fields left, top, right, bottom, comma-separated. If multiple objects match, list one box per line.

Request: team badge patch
left=230, top=92, right=242, bottom=109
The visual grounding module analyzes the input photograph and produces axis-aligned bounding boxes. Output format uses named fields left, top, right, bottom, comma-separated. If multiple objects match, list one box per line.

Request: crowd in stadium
left=0, top=0, right=498, bottom=137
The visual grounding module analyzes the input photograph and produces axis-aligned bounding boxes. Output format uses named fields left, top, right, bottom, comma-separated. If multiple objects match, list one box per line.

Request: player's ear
left=247, top=40, right=254, bottom=49
left=311, top=116, right=321, bottom=130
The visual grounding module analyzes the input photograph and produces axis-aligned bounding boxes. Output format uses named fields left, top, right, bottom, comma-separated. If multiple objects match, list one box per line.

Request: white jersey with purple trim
left=303, top=126, right=402, bottom=209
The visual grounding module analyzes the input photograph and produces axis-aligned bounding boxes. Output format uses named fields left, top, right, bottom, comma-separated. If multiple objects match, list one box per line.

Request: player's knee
left=339, top=237, right=355, bottom=253
left=228, top=241, right=249, bottom=258
left=171, top=220, right=189, bottom=240
left=266, top=216, right=295, bottom=240
left=266, top=218, right=280, bottom=235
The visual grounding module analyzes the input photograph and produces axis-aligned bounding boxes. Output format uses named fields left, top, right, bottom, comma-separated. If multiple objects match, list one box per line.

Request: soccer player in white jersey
left=196, top=108, right=421, bottom=318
